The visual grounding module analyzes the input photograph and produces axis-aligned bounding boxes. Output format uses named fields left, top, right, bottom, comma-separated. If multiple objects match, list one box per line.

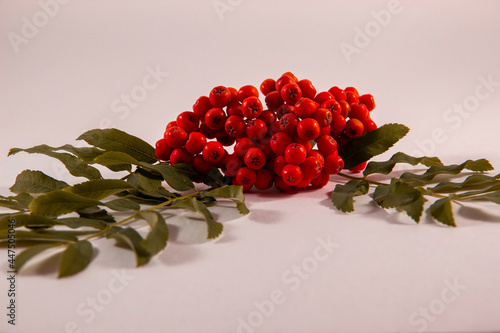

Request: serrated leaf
left=132, top=170, right=163, bottom=192
left=330, top=179, right=369, bottom=213
left=106, top=226, right=151, bottom=266
left=93, top=151, right=138, bottom=172
left=15, top=243, right=62, bottom=272
left=143, top=163, right=195, bottom=191
left=466, top=190, right=500, bottom=204
left=77, top=128, right=157, bottom=163
left=0, top=199, right=26, bottom=211
left=9, top=192, right=35, bottom=206
left=429, top=197, right=456, bottom=227
left=66, top=179, right=134, bottom=200
left=103, top=198, right=141, bottom=211
left=339, top=123, right=410, bottom=169
left=0, top=230, right=78, bottom=242
left=363, top=152, right=443, bottom=176
left=202, top=185, right=250, bottom=215
left=9, top=170, right=69, bottom=194
left=52, top=144, right=105, bottom=164
left=29, top=191, right=102, bottom=217
left=400, top=159, right=494, bottom=183
left=172, top=197, right=223, bottom=239
left=59, top=240, right=93, bottom=278
left=77, top=206, right=116, bottom=223
left=0, top=214, right=57, bottom=231
left=136, top=211, right=168, bottom=256
left=428, top=174, right=500, bottom=193
left=372, top=180, right=424, bottom=222
left=9, top=145, right=101, bottom=180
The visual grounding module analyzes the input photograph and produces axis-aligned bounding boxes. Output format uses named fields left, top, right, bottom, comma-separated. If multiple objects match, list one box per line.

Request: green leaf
left=129, top=171, right=163, bottom=192
left=372, top=180, right=425, bottom=222
left=0, top=200, right=26, bottom=211
left=29, top=191, right=102, bottom=217
left=106, top=226, right=151, bottom=266
left=9, top=145, right=101, bottom=180
left=77, top=128, right=157, bottom=163
left=428, top=174, right=500, bottom=193
left=330, top=179, right=369, bottom=213
left=135, top=211, right=169, bottom=256
left=9, top=170, right=69, bottom=194
left=77, top=206, right=116, bottom=223
left=0, top=214, right=57, bottom=231
left=173, top=197, right=223, bottom=239
left=93, top=151, right=138, bottom=172
left=9, top=193, right=35, bottom=206
left=0, top=230, right=78, bottom=242
left=103, top=198, right=141, bottom=211
left=363, top=152, right=443, bottom=176
left=59, top=240, right=93, bottom=278
left=15, top=243, right=62, bottom=272
left=400, top=159, right=494, bottom=183
left=339, top=123, right=410, bottom=169
left=142, top=163, right=195, bottom=191
left=429, top=197, right=456, bottom=227
left=56, top=217, right=112, bottom=229
left=66, top=179, right=134, bottom=200
left=52, top=144, right=105, bottom=164
left=202, top=185, right=250, bottom=215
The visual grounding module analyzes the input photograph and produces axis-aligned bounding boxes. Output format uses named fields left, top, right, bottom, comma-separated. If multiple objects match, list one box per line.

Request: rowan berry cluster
left=155, top=72, right=377, bottom=192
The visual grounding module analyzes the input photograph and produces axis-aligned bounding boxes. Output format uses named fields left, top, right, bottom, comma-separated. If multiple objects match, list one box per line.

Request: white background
left=1, top=1, right=500, bottom=332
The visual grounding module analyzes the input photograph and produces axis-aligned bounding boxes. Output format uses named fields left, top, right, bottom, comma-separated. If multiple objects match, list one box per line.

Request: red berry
left=272, top=155, right=287, bottom=176
left=280, top=83, right=302, bottom=105
left=294, top=98, right=319, bottom=118
left=227, top=87, right=239, bottom=103
left=276, top=104, right=294, bottom=119
left=255, top=169, right=274, bottom=190
left=349, top=161, right=367, bottom=173
left=282, top=164, right=303, bottom=186
left=313, top=108, right=333, bottom=127
left=276, top=75, right=296, bottom=93
left=270, top=132, right=293, bottom=155
left=316, top=135, right=338, bottom=156
left=234, top=137, right=255, bottom=158
left=344, top=86, right=359, bottom=95
left=257, top=110, right=276, bottom=125
left=244, top=147, right=266, bottom=170
left=279, top=112, right=300, bottom=134
left=296, top=177, right=312, bottom=188
left=225, top=115, right=246, bottom=138
left=362, top=118, right=377, bottom=133
left=236, top=167, right=257, bottom=187
left=241, top=96, right=263, bottom=119
left=324, top=153, right=344, bottom=175
left=321, top=100, right=342, bottom=116
left=274, top=176, right=292, bottom=192
left=209, top=86, right=231, bottom=107
left=293, top=137, right=313, bottom=153
left=233, top=176, right=253, bottom=192
left=265, top=91, right=284, bottom=110
left=215, top=130, right=236, bottom=146
left=155, top=138, right=173, bottom=161
left=296, top=118, right=320, bottom=141
left=314, top=91, right=335, bottom=106
left=359, top=94, right=376, bottom=111
left=345, top=91, right=359, bottom=104
left=330, top=113, right=347, bottom=137
left=338, top=100, right=350, bottom=118
left=301, top=156, right=322, bottom=180
left=281, top=71, right=298, bottom=82
left=164, top=126, right=188, bottom=148
left=238, top=85, right=259, bottom=102
left=285, top=143, right=307, bottom=165
left=349, top=103, right=369, bottom=120
left=260, top=78, right=276, bottom=95
left=185, top=132, right=207, bottom=154
left=308, top=150, right=325, bottom=167
left=246, top=119, right=267, bottom=141
left=221, top=154, right=243, bottom=177
left=226, top=101, right=243, bottom=117
left=199, top=122, right=217, bottom=139
left=310, top=170, right=329, bottom=188
left=202, top=141, right=225, bottom=163
left=191, top=155, right=212, bottom=174
left=170, top=148, right=192, bottom=165
left=176, top=111, right=199, bottom=133
left=204, top=108, right=227, bottom=130
left=193, top=96, right=212, bottom=119
left=328, top=86, right=346, bottom=102
left=320, top=125, right=331, bottom=136
left=345, top=118, right=364, bottom=138
left=297, top=79, right=317, bottom=99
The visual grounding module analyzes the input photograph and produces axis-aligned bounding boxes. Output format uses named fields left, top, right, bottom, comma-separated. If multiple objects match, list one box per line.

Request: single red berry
left=276, top=75, right=296, bottom=93
left=295, top=177, right=312, bottom=188
left=209, top=86, right=231, bottom=107
left=155, top=138, right=174, bottom=161
left=328, top=86, right=346, bottom=102
left=297, top=79, right=317, bottom=99
left=164, top=126, right=188, bottom=148
left=246, top=119, right=267, bottom=141
left=191, top=155, right=212, bottom=174
left=279, top=113, right=300, bottom=134
left=294, top=98, right=319, bottom=118
left=199, top=122, right=217, bottom=139
left=271, top=155, right=287, bottom=176
left=241, top=96, right=263, bottom=119
left=260, top=78, right=276, bottom=95
left=308, top=150, right=325, bottom=167
left=265, top=91, right=284, bottom=110
left=281, top=71, right=298, bottom=82
left=270, top=120, right=281, bottom=135
left=166, top=121, right=177, bottom=129
left=185, top=132, right=207, bottom=154
left=255, top=169, right=274, bottom=191
left=244, top=147, right=266, bottom=170
left=316, top=135, right=338, bottom=156
left=227, top=87, right=239, bottom=103
left=232, top=176, right=253, bottom=192
left=216, top=130, right=236, bottom=146
left=285, top=143, right=307, bottom=165
left=270, top=132, right=293, bottom=155
left=225, top=115, right=246, bottom=138
left=236, top=167, right=257, bottom=187
left=193, top=96, right=212, bottom=119
left=170, top=148, right=192, bottom=165
left=324, top=153, right=344, bottom=175
left=234, top=137, right=255, bottom=158
left=349, top=161, right=367, bottom=173
left=202, top=141, right=225, bottom=163
left=301, top=156, right=322, bottom=179
left=274, top=176, right=292, bottom=192
left=310, top=170, right=329, bottom=188
left=338, top=100, right=351, bottom=118
left=221, top=154, right=243, bottom=177
left=359, top=94, right=376, bottom=111
left=344, top=86, right=359, bottom=95
left=257, top=110, right=276, bottom=125
left=293, top=137, right=312, bottom=152
left=176, top=111, right=199, bottom=133
left=238, top=85, right=259, bottom=102
left=362, top=118, right=377, bottom=133
left=276, top=104, right=294, bottom=119
left=313, top=108, right=333, bottom=127
left=321, top=100, right=342, bottom=116
left=314, top=91, right=335, bottom=106
left=226, top=101, right=243, bottom=117
left=345, top=118, right=364, bottom=138
left=349, top=103, right=369, bottom=120
left=282, top=164, right=303, bottom=186
left=280, top=83, right=302, bottom=105
left=320, top=125, right=331, bottom=136
left=330, top=113, right=347, bottom=137
left=297, top=118, right=321, bottom=141
left=345, top=91, right=359, bottom=104
left=337, top=135, right=352, bottom=148
left=204, top=108, right=227, bottom=130
left=254, top=136, right=273, bottom=156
